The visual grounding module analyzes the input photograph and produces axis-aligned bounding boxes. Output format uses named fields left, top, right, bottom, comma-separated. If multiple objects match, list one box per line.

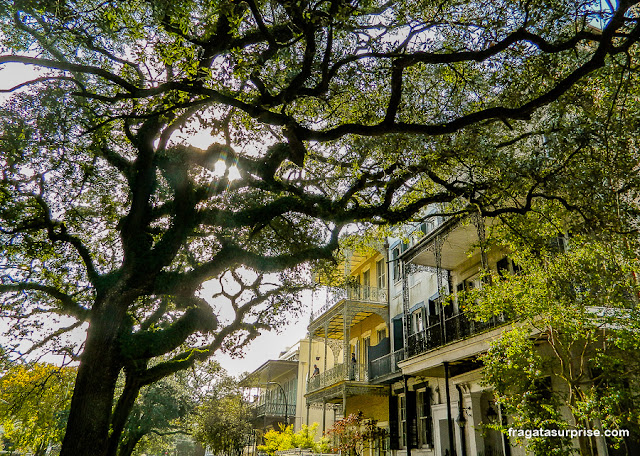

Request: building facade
left=247, top=213, right=628, bottom=456
left=241, top=341, right=336, bottom=443
left=386, top=214, right=512, bottom=456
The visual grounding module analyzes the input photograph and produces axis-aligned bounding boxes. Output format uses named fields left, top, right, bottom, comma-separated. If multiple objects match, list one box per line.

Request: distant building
left=241, top=341, right=335, bottom=451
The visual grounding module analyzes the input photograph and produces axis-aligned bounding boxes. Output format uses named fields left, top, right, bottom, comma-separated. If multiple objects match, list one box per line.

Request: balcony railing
left=407, top=313, right=507, bottom=357
left=369, top=349, right=404, bottom=381
left=312, top=285, right=388, bottom=320
left=306, top=362, right=368, bottom=393
left=253, top=402, right=297, bottom=418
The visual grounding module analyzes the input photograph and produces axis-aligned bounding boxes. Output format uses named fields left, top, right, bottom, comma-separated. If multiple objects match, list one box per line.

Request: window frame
left=376, top=259, right=386, bottom=289
left=416, top=389, right=433, bottom=448
left=392, top=247, right=401, bottom=282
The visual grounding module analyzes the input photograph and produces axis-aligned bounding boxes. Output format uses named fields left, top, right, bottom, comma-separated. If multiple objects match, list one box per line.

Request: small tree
left=194, top=393, right=253, bottom=456
left=258, top=423, right=330, bottom=456
left=118, top=375, right=196, bottom=456
left=0, top=362, right=75, bottom=456
left=327, top=412, right=386, bottom=456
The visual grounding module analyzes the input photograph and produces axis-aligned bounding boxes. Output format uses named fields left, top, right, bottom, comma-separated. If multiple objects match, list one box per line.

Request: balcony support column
left=307, top=331, right=313, bottom=384
left=322, top=400, right=327, bottom=433
left=444, top=362, right=456, bottom=456
left=466, top=391, right=485, bottom=456
left=402, top=259, right=410, bottom=355
left=403, top=375, right=413, bottom=456
left=343, top=302, right=351, bottom=380
left=324, top=323, right=328, bottom=373
left=343, top=387, right=348, bottom=418
left=434, top=235, right=447, bottom=342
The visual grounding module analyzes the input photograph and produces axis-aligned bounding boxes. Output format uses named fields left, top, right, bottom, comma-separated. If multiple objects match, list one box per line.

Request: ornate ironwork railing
left=407, top=313, right=508, bottom=357
left=253, top=403, right=297, bottom=418
left=311, top=285, right=388, bottom=320
left=369, top=349, right=405, bottom=381
left=306, top=362, right=369, bottom=393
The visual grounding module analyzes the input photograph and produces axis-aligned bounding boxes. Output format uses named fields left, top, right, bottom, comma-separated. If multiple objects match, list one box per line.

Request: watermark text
left=507, top=428, right=629, bottom=439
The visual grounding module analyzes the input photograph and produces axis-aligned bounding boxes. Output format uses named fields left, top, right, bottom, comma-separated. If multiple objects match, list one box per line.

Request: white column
left=466, top=392, right=485, bottom=456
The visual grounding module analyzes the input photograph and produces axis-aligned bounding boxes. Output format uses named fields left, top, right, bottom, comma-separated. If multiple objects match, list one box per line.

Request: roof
left=239, top=359, right=299, bottom=387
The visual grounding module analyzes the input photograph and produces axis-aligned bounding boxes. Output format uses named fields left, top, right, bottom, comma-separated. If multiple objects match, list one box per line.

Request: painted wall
left=346, top=393, right=390, bottom=423
left=297, top=338, right=336, bottom=432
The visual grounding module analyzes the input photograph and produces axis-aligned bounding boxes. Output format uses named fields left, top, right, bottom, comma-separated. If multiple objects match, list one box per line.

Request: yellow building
left=241, top=341, right=334, bottom=446
left=304, top=244, right=391, bottom=440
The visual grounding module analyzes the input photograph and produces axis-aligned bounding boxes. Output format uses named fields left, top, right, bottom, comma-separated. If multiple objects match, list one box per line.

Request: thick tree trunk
left=106, top=375, right=143, bottom=456
left=117, top=433, right=143, bottom=456
left=60, top=298, right=128, bottom=456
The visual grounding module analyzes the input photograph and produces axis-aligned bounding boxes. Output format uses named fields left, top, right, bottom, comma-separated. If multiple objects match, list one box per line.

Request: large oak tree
left=2, top=0, right=640, bottom=454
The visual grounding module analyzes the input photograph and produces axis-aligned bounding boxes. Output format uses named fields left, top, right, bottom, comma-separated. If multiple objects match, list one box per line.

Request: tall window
left=376, top=259, right=386, bottom=289
left=417, top=389, right=433, bottom=447
left=392, top=247, right=401, bottom=282
left=363, top=269, right=370, bottom=287
left=417, top=221, right=433, bottom=238
left=376, top=430, right=389, bottom=456
left=363, top=269, right=370, bottom=299
left=377, top=328, right=386, bottom=343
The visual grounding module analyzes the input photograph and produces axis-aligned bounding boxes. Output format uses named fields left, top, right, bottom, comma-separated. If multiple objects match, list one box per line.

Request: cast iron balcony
left=306, top=362, right=368, bottom=393
left=407, top=313, right=508, bottom=357
left=311, top=285, right=388, bottom=320
left=369, top=348, right=405, bottom=381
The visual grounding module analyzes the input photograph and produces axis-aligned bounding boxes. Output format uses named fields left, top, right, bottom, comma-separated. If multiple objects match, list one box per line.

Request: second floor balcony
left=369, top=348, right=404, bottom=382
left=406, top=312, right=508, bottom=357
left=306, top=362, right=368, bottom=394
left=252, top=402, right=297, bottom=419
left=311, top=285, right=388, bottom=321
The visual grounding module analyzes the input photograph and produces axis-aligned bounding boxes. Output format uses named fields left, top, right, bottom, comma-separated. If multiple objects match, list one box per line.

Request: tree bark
left=117, top=433, right=143, bottom=456
left=107, top=374, right=143, bottom=456
left=60, top=297, right=129, bottom=456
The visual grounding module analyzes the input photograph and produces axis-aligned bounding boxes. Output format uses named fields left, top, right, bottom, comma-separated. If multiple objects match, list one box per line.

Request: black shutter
left=389, top=395, right=400, bottom=450
left=393, top=317, right=404, bottom=350
left=425, top=387, right=433, bottom=446
left=406, top=390, right=418, bottom=449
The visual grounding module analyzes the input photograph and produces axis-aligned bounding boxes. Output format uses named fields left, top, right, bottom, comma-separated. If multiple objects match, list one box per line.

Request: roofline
left=400, top=213, right=468, bottom=264
left=239, top=359, right=299, bottom=385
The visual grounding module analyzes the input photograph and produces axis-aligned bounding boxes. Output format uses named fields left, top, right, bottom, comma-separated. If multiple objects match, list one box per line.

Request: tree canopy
left=2, top=0, right=640, bottom=455
left=193, top=392, right=253, bottom=456
left=0, top=362, right=75, bottom=456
